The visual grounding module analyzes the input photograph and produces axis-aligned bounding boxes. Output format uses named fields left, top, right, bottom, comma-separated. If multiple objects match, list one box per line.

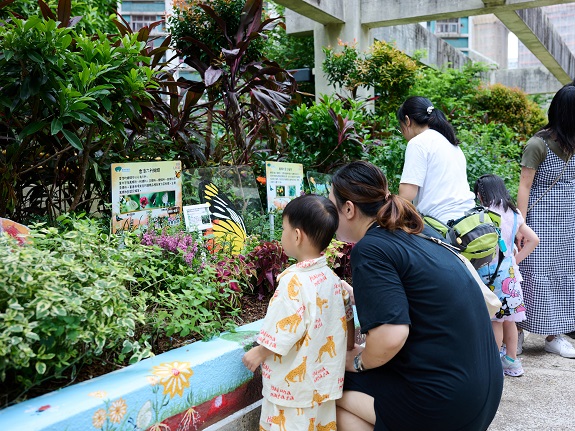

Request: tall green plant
left=0, top=9, right=156, bottom=222
left=0, top=0, right=117, bottom=33
left=323, top=39, right=421, bottom=114
left=169, top=0, right=298, bottom=164
left=284, top=96, right=370, bottom=172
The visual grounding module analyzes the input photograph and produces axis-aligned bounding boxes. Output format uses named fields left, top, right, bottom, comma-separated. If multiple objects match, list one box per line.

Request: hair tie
left=385, top=192, right=391, bottom=200
left=426, top=106, right=434, bottom=115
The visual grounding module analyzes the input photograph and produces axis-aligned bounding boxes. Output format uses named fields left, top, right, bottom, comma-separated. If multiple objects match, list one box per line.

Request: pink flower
left=140, top=196, right=149, bottom=208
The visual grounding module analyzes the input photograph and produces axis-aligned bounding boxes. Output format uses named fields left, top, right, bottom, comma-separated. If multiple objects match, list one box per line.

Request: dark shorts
left=343, top=369, right=503, bottom=431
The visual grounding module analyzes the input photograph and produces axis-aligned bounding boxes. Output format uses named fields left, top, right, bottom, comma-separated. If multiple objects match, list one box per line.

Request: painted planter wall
left=0, top=320, right=264, bottom=431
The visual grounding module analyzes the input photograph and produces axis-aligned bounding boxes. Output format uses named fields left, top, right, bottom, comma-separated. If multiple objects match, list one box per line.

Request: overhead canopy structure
left=275, top=0, right=575, bottom=96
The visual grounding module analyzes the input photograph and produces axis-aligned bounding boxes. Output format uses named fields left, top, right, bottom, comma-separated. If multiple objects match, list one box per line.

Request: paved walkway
left=488, top=333, right=575, bottom=431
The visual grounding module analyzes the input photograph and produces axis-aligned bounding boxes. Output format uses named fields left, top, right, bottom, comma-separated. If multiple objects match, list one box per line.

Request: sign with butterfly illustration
left=111, top=161, right=182, bottom=233
left=199, top=181, right=247, bottom=254
left=265, top=162, right=304, bottom=212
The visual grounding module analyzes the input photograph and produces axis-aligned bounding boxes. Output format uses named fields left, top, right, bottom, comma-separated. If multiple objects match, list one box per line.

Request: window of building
left=436, top=18, right=459, bottom=34
left=127, top=14, right=164, bottom=33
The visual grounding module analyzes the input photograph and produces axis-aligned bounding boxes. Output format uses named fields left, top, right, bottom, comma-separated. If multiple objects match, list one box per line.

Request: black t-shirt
left=347, top=224, right=503, bottom=430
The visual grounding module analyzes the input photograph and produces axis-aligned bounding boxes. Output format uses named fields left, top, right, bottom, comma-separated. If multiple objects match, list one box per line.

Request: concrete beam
left=274, top=0, right=345, bottom=24
left=373, top=24, right=472, bottom=71
left=495, top=7, right=575, bottom=84
left=359, top=0, right=575, bottom=28
left=285, top=9, right=315, bottom=36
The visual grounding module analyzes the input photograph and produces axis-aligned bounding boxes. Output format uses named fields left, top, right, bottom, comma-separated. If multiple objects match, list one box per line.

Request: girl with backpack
left=474, top=174, right=539, bottom=377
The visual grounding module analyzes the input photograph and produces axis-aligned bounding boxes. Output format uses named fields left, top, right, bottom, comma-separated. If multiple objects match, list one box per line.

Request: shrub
left=0, top=14, right=157, bottom=222
left=459, top=122, right=522, bottom=198
left=0, top=216, right=149, bottom=401
left=284, top=96, right=371, bottom=172
left=409, top=62, right=488, bottom=127
left=322, top=39, right=421, bottom=114
left=474, top=83, right=547, bottom=138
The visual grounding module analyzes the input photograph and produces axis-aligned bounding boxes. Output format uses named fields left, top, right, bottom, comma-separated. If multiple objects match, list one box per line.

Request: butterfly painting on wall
left=199, top=181, right=247, bottom=254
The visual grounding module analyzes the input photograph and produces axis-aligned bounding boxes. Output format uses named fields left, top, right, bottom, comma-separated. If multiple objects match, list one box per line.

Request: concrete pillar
left=313, top=3, right=374, bottom=102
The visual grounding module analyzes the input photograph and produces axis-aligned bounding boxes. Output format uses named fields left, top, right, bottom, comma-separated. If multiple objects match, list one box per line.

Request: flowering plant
left=140, top=230, right=199, bottom=267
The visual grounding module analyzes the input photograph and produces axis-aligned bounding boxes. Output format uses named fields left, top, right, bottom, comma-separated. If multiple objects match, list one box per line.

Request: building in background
left=428, top=15, right=508, bottom=69
left=518, top=4, right=575, bottom=68
left=427, top=17, right=471, bottom=56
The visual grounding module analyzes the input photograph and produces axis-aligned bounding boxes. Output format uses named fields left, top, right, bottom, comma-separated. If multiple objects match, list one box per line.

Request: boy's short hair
left=283, top=194, right=338, bottom=251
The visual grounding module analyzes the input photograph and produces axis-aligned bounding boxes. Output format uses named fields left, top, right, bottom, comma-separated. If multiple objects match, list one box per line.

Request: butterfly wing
left=199, top=181, right=247, bottom=254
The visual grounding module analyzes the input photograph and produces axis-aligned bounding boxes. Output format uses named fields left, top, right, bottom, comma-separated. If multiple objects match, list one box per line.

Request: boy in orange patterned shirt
left=243, top=194, right=355, bottom=431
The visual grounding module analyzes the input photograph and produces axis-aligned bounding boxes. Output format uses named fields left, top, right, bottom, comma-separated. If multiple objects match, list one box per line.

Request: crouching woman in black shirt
left=329, top=161, right=503, bottom=431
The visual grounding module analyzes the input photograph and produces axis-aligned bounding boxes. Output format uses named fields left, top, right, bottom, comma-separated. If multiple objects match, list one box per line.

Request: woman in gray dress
left=517, top=84, right=575, bottom=358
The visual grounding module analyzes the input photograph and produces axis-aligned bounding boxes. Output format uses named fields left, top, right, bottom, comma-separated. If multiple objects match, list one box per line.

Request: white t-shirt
left=400, top=128, right=475, bottom=223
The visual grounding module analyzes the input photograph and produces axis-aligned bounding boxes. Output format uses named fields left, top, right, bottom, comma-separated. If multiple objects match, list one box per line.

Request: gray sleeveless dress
left=518, top=139, right=575, bottom=334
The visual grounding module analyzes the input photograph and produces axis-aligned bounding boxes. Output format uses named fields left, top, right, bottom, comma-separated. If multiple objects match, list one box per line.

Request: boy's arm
left=347, top=319, right=355, bottom=350
left=341, top=281, right=356, bottom=350
left=242, top=345, right=273, bottom=373
left=514, top=223, right=539, bottom=264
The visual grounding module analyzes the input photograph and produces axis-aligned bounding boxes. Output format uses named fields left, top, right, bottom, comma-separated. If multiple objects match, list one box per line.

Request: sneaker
left=517, top=331, right=524, bottom=355
left=500, top=345, right=506, bottom=357
left=501, top=355, right=524, bottom=377
left=544, top=335, right=575, bottom=358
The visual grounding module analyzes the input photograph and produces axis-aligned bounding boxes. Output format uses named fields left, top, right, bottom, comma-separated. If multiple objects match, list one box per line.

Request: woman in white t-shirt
left=397, top=96, right=475, bottom=223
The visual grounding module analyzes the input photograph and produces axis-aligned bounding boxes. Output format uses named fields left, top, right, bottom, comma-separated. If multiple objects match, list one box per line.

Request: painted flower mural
left=108, top=398, right=127, bottom=423
left=92, top=409, right=107, bottom=429
left=151, top=361, right=194, bottom=398
left=88, top=390, right=108, bottom=399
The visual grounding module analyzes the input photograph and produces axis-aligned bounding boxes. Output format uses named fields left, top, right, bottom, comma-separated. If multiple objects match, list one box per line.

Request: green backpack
left=423, top=206, right=503, bottom=270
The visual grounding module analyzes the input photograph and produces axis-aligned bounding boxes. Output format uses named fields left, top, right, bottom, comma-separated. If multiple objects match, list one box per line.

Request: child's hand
left=242, top=345, right=272, bottom=372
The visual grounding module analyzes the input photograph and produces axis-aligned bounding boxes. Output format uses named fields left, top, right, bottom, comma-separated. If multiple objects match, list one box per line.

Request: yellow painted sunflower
left=151, top=361, right=194, bottom=398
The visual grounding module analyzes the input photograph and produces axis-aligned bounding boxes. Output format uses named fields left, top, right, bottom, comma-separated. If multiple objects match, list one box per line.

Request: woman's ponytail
left=376, top=194, right=424, bottom=234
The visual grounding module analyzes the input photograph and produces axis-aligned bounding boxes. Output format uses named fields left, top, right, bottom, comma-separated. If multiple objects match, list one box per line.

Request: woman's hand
left=345, top=344, right=365, bottom=372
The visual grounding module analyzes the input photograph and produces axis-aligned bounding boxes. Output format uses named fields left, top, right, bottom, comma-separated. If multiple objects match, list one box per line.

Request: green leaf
left=36, top=300, right=51, bottom=318
left=26, top=332, right=40, bottom=341
left=121, top=340, right=133, bottom=354
left=7, top=325, right=24, bottom=333
left=18, top=122, right=46, bottom=139
left=51, top=118, right=64, bottom=135
left=101, top=97, right=112, bottom=111
left=35, top=362, right=47, bottom=375
left=103, top=305, right=113, bottom=317
left=61, top=129, right=83, bottom=150
left=27, top=51, right=43, bottom=63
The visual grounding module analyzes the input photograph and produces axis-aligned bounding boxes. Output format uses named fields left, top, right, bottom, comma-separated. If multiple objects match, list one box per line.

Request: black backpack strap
left=486, top=249, right=505, bottom=286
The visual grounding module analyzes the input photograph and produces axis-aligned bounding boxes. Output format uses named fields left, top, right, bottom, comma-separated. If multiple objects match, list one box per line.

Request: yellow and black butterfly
left=175, top=170, right=181, bottom=179
left=199, top=181, right=247, bottom=254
